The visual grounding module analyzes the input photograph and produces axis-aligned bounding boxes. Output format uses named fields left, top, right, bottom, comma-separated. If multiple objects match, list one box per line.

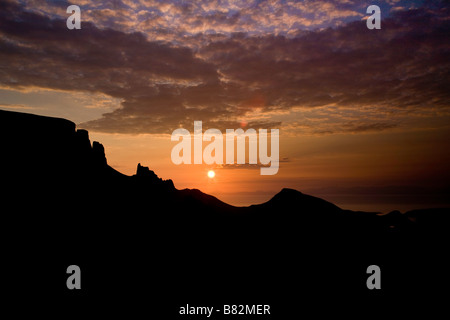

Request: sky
left=0, top=0, right=449, bottom=212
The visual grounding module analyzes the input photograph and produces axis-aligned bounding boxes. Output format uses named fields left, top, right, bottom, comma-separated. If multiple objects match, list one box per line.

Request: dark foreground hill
left=1, top=110, right=449, bottom=317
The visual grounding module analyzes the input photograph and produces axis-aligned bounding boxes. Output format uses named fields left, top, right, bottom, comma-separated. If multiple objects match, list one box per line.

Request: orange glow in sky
left=1, top=0, right=449, bottom=213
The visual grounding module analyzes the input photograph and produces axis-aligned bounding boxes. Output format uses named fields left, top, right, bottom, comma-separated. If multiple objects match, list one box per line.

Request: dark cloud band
left=0, top=0, right=449, bottom=134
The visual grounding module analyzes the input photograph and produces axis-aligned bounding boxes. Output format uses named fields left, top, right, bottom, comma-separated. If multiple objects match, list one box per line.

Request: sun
left=207, top=170, right=215, bottom=178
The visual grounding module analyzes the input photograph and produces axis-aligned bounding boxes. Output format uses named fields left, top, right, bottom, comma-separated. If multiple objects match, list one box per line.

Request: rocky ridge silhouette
left=1, top=109, right=448, bottom=316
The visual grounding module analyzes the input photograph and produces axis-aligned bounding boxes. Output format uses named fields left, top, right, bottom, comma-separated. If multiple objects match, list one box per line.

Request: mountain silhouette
left=1, top=109, right=449, bottom=316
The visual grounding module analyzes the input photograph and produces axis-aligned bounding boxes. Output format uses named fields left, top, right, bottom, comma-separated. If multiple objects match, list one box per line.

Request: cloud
left=217, top=157, right=290, bottom=170
left=0, top=103, right=36, bottom=110
left=0, top=0, right=449, bottom=134
left=17, top=0, right=365, bottom=39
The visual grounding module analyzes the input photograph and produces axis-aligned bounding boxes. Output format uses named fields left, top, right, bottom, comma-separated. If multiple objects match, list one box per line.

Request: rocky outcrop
left=0, top=109, right=110, bottom=188
left=92, top=141, right=107, bottom=166
left=134, top=163, right=175, bottom=190
left=75, top=129, right=91, bottom=153
left=136, top=163, right=158, bottom=179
